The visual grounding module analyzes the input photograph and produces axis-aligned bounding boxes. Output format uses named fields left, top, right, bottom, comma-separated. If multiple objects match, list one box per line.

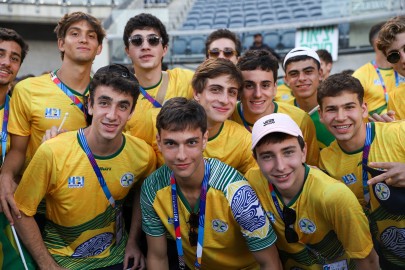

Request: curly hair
left=377, top=15, right=405, bottom=55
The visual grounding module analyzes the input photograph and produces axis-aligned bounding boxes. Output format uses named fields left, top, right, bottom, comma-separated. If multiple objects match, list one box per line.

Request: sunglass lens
left=130, top=36, right=143, bottom=47
left=223, top=49, right=235, bottom=58
left=148, top=36, right=161, bottom=46
left=209, top=49, right=220, bottom=58
left=188, top=213, right=199, bottom=228
left=285, top=227, right=299, bottom=243
left=387, top=52, right=400, bottom=64
left=189, top=230, right=198, bottom=246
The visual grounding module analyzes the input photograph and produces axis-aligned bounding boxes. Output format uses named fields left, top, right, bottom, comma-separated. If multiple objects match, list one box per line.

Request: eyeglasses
left=386, top=47, right=404, bottom=64
left=187, top=212, right=199, bottom=246
left=208, top=48, right=237, bottom=59
left=283, top=206, right=299, bottom=243
left=128, top=34, right=162, bottom=47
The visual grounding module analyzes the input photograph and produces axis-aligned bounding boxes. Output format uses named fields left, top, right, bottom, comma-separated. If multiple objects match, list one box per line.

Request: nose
left=176, top=144, right=186, bottom=161
left=1, top=55, right=11, bottom=67
left=218, top=91, right=230, bottom=104
left=274, top=155, right=286, bottom=172
left=336, top=108, right=347, bottom=121
left=106, top=106, right=118, bottom=120
left=298, top=71, right=307, bottom=81
left=79, top=33, right=88, bottom=43
left=253, top=85, right=262, bottom=98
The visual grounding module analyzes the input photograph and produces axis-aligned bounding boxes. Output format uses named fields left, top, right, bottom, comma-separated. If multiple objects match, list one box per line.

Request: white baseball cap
left=251, top=113, right=303, bottom=150
left=283, top=46, right=321, bottom=70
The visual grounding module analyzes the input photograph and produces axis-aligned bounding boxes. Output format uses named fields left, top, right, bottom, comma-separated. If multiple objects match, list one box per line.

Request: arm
left=0, top=134, right=29, bottom=224
left=13, top=212, right=64, bottom=270
left=145, top=234, right=169, bottom=270
left=124, top=186, right=145, bottom=270
left=354, top=248, right=379, bottom=270
left=367, top=162, right=405, bottom=187
left=252, top=245, right=282, bottom=270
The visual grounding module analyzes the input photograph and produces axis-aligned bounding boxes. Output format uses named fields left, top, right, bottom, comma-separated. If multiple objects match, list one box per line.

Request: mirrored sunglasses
left=128, top=35, right=162, bottom=47
left=208, top=48, right=237, bottom=59
left=187, top=212, right=199, bottom=246
left=283, top=206, right=299, bottom=243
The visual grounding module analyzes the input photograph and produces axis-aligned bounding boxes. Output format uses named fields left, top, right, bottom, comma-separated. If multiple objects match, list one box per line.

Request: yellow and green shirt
left=387, top=74, right=405, bottom=120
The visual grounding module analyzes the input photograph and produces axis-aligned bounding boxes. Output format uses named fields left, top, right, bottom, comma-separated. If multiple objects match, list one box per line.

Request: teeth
left=251, top=101, right=264, bottom=104
left=336, top=125, right=350, bottom=129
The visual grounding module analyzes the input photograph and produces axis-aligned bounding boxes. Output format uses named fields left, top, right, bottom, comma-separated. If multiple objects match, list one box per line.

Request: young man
left=13, top=64, right=156, bottom=270
left=316, top=49, right=333, bottom=80
left=0, top=12, right=105, bottom=223
left=318, top=73, right=405, bottom=270
left=353, top=21, right=398, bottom=119
left=377, top=15, right=405, bottom=120
left=205, top=29, right=241, bottom=64
left=283, top=46, right=335, bottom=149
left=141, top=97, right=282, bottom=270
left=232, top=49, right=320, bottom=165
left=246, top=113, right=379, bottom=270
left=123, top=13, right=194, bottom=136
left=249, top=33, right=280, bottom=60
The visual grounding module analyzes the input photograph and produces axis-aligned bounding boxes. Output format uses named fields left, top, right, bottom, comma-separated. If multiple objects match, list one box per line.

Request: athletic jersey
left=8, top=73, right=88, bottom=170
left=353, top=62, right=398, bottom=115
left=231, top=101, right=320, bottom=166
left=14, top=131, right=156, bottom=270
left=307, top=106, right=335, bottom=149
left=125, top=68, right=194, bottom=134
left=319, top=121, right=405, bottom=268
left=387, top=73, right=405, bottom=120
left=245, top=165, right=373, bottom=270
left=141, top=158, right=277, bottom=270
left=275, top=81, right=294, bottom=103
left=0, top=100, right=10, bottom=166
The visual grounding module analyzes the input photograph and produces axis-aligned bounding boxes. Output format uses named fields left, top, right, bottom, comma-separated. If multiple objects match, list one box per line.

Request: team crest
left=44, top=108, right=61, bottom=119
left=120, top=173, right=134, bottom=187
left=68, top=176, right=84, bottom=188
left=167, top=217, right=174, bottom=224
left=212, top=219, right=228, bottom=233
left=374, top=183, right=390, bottom=201
left=299, top=218, right=316, bottom=234
left=342, top=173, right=357, bottom=185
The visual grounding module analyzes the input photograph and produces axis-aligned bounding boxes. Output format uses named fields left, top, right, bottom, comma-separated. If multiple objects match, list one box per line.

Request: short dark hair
left=317, top=73, right=364, bottom=109
left=0, top=28, right=29, bottom=63
left=205, top=29, right=242, bottom=57
left=156, top=97, right=207, bottom=135
left=123, top=13, right=169, bottom=49
left=316, top=49, right=332, bottom=64
left=369, top=21, right=386, bottom=47
left=237, top=49, right=279, bottom=81
left=89, top=64, right=139, bottom=113
left=192, top=58, right=243, bottom=95
left=284, top=55, right=321, bottom=71
left=253, top=132, right=305, bottom=158
left=54, top=12, right=105, bottom=60
left=377, top=15, right=405, bottom=55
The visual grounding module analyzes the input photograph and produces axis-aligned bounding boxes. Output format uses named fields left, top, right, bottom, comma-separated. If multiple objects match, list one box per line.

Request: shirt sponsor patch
left=323, top=259, right=348, bottom=270
left=374, top=183, right=390, bottom=201
left=120, top=172, right=134, bottom=187
left=299, top=218, right=316, bottom=234
left=212, top=219, right=228, bottom=233
left=68, top=176, right=85, bottom=188
left=342, top=173, right=357, bottom=185
left=44, top=108, right=61, bottom=119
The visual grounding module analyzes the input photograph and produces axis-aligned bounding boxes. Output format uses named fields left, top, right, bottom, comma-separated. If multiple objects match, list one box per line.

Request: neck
left=243, top=101, right=275, bottom=124
left=175, top=158, right=206, bottom=206
left=0, top=86, right=8, bottom=106
left=134, top=66, right=162, bottom=88
left=295, top=95, right=318, bottom=113
left=207, top=121, right=222, bottom=139
left=375, top=51, right=391, bottom=69
left=83, top=127, right=123, bottom=157
left=58, top=61, right=92, bottom=94
left=275, top=165, right=305, bottom=205
left=338, top=123, right=367, bottom=153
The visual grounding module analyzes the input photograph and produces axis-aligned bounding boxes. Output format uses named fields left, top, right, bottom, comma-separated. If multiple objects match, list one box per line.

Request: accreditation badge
left=115, top=207, right=123, bottom=244
left=323, top=259, right=348, bottom=270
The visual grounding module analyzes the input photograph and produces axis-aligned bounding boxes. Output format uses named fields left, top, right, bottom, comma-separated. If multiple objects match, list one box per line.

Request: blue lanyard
left=361, top=123, right=372, bottom=206
left=77, top=128, right=115, bottom=207
left=170, top=160, right=210, bottom=270
left=139, top=86, right=162, bottom=108
left=371, top=60, right=389, bottom=103
left=394, top=70, right=400, bottom=87
left=237, top=103, right=252, bottom=133
left=1, top=95, right=9, bottom=164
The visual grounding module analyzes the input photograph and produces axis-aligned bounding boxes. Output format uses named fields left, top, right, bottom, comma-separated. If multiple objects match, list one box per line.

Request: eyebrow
left=67, top=26, right=96, bottom=33
left=288, top=66, right=315, bottom=75
left=325, top=102, right=357, bottom=108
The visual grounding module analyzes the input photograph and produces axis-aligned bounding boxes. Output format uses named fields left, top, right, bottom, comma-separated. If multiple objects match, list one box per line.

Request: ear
left=361, top=102, right=369, bottom=118
left=202, top=130, right=208, bottom=151
left=318, top=66, right=324, bottom=79
left=125, top=46, right=130, bottom=57
left=318, top=106, right=324, bottom=124
left=301, top=142, right=307, bottom=163
left=87, top=96, right=93, bottom=116
left=194, top=89, right=201, bottom=102
left=156, top=133, right=162, bottom=152
left=57, top=38, right=65, bottom=53
left=96, top=43, right=102, bottom=56
left=162, top=44, right=168, bottom=57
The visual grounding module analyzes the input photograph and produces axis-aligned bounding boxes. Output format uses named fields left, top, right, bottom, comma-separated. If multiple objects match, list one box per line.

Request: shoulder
left=306, top=167, right=348, bottom=200
left=208, top=158, right=246, bottom=190
left=167, top=68, right=194, bottom=80
left=277, top=102, right=308, bottom=122
left=12, top=74, right=51, bottom=95
left=352, top=62, right=373, bottom=77
left=223, top=120, right=250, bottom=136
left=143, top=165, right=171, bottom=190
left=320, top=141, right=341, bottom=159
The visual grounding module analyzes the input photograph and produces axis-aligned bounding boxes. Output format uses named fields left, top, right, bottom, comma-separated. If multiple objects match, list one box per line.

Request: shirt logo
left=212, top=219, right=228, bottom=233
left=68, top=176, right=84, bottom=188
left=44, top=108, right=61, bottom=119
left=342, top=173, right=357, bottom=185
left=373, top=79, right=382, bottom=86
left=374, top=183, right=390, bottom=201
left=120, top=173, right=134, bottom=187
left=299, top=218, right=316, bottom=234
left=263, top=119, right=275, bottom=126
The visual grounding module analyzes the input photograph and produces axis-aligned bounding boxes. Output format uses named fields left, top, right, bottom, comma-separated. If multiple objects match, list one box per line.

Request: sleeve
left=14, top=142, right=56, bottom=216
left=8, top=80, right=32, bottom=136
left=226, top=180, right=277, bottom=251
left=238, top=132, right=258, bottom=175
left=300, top=113, right=320, bottom=166
left=140, top=175, right=166, bottom=237
left=323, top=182, right=373, bottom=258
left=129, top=109, right=155, bottom=145
left=352, top=65, right=370, bottom=92
left=388, top=91, right=404, bottom=120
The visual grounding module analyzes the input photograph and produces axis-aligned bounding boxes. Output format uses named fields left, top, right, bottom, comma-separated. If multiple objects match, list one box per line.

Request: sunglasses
left=187, top=212, right=199, bottom=246
left=283, top=206, right=299, bottom=243
left=208, top=48, right=237, bottom=59
left=128, top=34, right=162, bottom=47
left=386, top=47, right=404, bottom=64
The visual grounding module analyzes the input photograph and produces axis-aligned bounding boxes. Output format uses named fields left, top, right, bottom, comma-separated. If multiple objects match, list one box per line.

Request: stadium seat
left=280, top=30, right=296, bottom=48
left=189, top=37, right=206, bottom=54
left=263, top=31, right=280, bottom=48
left=172, top=37, right=188, bottom=55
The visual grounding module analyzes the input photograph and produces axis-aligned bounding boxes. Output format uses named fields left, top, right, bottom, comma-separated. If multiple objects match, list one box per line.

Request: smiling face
left=0, top=40, right=22, bottom=91
left=207, top=38, right=238, bottom=64
left=125, top=28, right=167, bottom=71
left=386, top=32, right=405, bottom=77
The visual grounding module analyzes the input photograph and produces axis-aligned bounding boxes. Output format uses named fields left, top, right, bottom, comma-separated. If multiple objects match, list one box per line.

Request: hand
left=41, top=126, right=66, bottom=144
left=367, top=162, right=405, bottom=188
left=0, top=174, right=20, bottom=224
left=368, top=110, right=395, bottom=123
left=124, top=240, right=145, bottom=270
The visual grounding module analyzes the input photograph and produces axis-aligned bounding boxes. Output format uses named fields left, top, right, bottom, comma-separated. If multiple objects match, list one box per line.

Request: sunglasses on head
left=128, top=34, right=162, bottom=47
left=386, top=47, right=404, bottom=64
left=187, top=212, right=199, bottom=246
left=208, top=48, right=237, bottom=59
left=283, top=206, right=299, bottom=243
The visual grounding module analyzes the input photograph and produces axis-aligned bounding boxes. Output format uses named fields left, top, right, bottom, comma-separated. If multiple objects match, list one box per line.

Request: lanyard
left=171, top=160, right=210, bottom=270
left=77, top=128, right=115, bottom=207
left=361, top=123, right=372, bottom=206
left=371, top=60, right=389, bottom=103
left=1, top=95, right=9, bottom=164
left=394, top=70, right=400, bottom=87
left=50, top=70, right=88, bottom=119
left=139, top=86, right=162, bottom=108
left=237, top=103, right=252, bottom=133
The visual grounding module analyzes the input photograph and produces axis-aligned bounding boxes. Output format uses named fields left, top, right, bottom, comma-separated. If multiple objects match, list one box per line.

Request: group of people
left=0, top=10, right=404, bottom=270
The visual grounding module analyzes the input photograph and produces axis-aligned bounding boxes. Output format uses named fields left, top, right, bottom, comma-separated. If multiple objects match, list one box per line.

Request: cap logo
left=263, top=119, right=275, bottom=126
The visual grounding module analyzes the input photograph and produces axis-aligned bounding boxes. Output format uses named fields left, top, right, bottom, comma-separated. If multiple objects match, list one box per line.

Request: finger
left=138, top=256, right=146, bottom=270
left=1, top=199, right=14, bottom=225
left=8, top=196, right=21, bottom=221
left=367, top=172, right=390, bottom=185
left=131, top=255, right=140, bottom=270
left=380, top=114, right=394, bottom=122
left=368, top=162, right=393, bottom=169
left=123, top=255, right=129, bottom=270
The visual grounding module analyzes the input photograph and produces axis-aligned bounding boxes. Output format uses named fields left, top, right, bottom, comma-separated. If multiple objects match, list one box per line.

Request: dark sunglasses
left=208, top=48, right=237, bottom=59
left=386, top=47, right=404, bottom=64
left=187, top=212, right=199, bottom=246
left=128, top=34, right=162, bottom=47
left=283, top=206, right=299, bottom=243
